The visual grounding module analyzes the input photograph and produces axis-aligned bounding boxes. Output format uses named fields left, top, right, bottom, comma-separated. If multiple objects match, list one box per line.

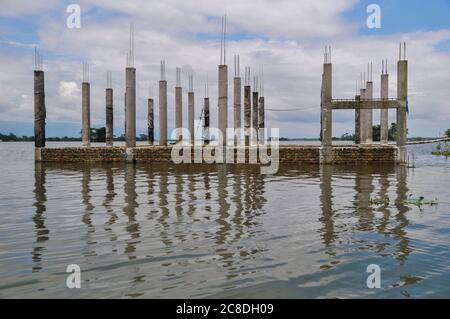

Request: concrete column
left=148, top=98, right=154, bottom=145
left=233, top=77, right=241, bottom=145
left=359, top=88, right=366, bottom=143
left=125, top=67, right=136, bottom=148
left=252, top=91, right=259, bottom=145
left=106, top=88, right=113, bottom=147
left=365, top=81, right=373, bottom=143
left=321, top=63, right=332, bottom=147
left=175, top=86, right=182, bottom=142
left=218, top=65, right=228, bottom=145
left=82, top=82, right=91, bottom=147
left=188, top=91, right=194, bottom=145
left=354, top=94, right=360, bottom=144
left=203, top=97, right=210, bottom=145
left=244, top=85, right=251, bottom=147
left=258, top=96, right=265, bottom=144
left=34, top=70, right=46, bottom=148
left=397, top=60, right=408, bottom=163
left=380, top=73, right=389, bottom=144
left=159, top=80, right=167, bottom=146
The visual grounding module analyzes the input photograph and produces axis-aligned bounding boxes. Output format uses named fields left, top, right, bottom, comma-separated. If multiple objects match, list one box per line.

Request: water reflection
left=30, top=162, right=418, bottom=297
left=31, top=163, right=49, bottom=273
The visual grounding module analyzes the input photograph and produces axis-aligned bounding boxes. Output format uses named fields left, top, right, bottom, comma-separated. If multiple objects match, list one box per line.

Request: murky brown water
left=1, top=142, right=450, bottom=298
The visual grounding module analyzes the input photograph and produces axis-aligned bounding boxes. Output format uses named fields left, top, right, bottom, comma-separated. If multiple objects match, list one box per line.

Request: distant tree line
left=1, top=127, right=149, bottom=142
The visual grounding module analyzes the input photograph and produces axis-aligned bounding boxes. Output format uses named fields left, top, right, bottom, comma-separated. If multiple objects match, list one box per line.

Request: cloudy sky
left=1, top=0, right=450, bottom=138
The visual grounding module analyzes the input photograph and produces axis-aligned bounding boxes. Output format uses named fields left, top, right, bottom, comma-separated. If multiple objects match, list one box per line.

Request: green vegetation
left=369, top=194, right=438, bottom=209
left=432, top=140, right=450, bottom=157
left=446, top=129, right=450, bottom=137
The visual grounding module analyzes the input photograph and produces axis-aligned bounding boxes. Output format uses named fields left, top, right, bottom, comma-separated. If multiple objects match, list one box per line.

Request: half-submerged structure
left=33, top=20, right=408, bottom=165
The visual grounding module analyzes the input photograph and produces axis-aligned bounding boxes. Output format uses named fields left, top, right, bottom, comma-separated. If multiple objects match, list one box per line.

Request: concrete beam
left=82, top=82, right=91, bottom=147
left=125, top=67, right=136, bottom=148
left=34, top=70, right=46, bottom=148
left=330, top=98, right=400, bottom=110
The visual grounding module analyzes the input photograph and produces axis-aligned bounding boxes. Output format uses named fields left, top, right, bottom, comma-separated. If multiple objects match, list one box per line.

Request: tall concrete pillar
left=365, top=81, right=373, bottom=143
left=233, top=76, right=241, bottom=145
left=244, top=85, right=251, bottom=147
left=321, top=63, right=332, bottom=147
left=397, top=59, right=408, bottom=163
left=380, top=73, right=389, bottom=144
left=218, top=65, right=228, bottom=145
left=148, top=98, right=154, bottom=145
left=203, top=97, right=210, bottom=145
left=175, top=85, right=182, bottom=142
left=159, top=80, right=167, bottom=146
left=34, top=70, right=46, bottom=148
left=188, top=91, right=194, bottom=145
left=354, top=94, right=360, bottom=144
left=258, top=96, right=264, bottom=144
left=82, top=82, right=91, bottom=147
left=125, top=67, right=136, bottom=148
left=252, top=90, right=259, bottom=145
left=106, top=88, right=113, bottom=147
left=359, top=88, right=366, bottom=143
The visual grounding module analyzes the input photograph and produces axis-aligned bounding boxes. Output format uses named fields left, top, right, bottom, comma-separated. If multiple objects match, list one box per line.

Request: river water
left=0, top=142, right=449, bottom=298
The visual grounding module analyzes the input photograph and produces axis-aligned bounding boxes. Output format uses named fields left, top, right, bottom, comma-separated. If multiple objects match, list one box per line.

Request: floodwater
left=0, top=142, right=449, bottom=298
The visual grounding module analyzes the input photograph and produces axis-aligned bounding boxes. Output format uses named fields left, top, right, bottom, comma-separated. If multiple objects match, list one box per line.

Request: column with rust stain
left=105, top=86, right=113, bottom=147
left=148, top=98, right=154, bottom=145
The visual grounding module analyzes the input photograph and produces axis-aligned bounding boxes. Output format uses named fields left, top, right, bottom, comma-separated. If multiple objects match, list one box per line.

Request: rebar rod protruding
left=176, top=67, right=181, bottom=87
left=403, top=42, right=406, bottom=60
left=160, top=60, right=166, bottom=80
left=127, top=22, right=135, bottom=67
left=106, top=71, right=112, bottom=88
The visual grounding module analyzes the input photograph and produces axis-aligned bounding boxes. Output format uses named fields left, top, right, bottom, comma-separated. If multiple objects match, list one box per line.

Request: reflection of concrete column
left=319, top=165, right=336, bottom=248
left=34, top=70, right=46, bottom=148
left=106, top=88, right=113, bottom=146
left=394, top=165, right=411, bottom=264
left=244, top=85, right=251, bottom=147
left=125, top=67, right=136, bottom=148
left=159, top=81, right=167, bottom=146
left=380, top=74, right=389, bottom=144
left=218, top=65, right=228, bottom=145
left=124, top=164, right=139, bottom=259
left=397, top=60, right=408, bottom=163
left=32, top=162, right=48, bottom=272
left=82, top=82, right=91, bottom=147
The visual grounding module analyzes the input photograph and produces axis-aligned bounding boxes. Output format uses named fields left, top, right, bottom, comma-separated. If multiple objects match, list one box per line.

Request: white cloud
left=1, top=0, right=450, bottom=138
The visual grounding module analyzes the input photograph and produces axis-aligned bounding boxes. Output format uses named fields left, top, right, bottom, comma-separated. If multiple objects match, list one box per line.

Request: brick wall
left=38, top=145, right=397, bottom=163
